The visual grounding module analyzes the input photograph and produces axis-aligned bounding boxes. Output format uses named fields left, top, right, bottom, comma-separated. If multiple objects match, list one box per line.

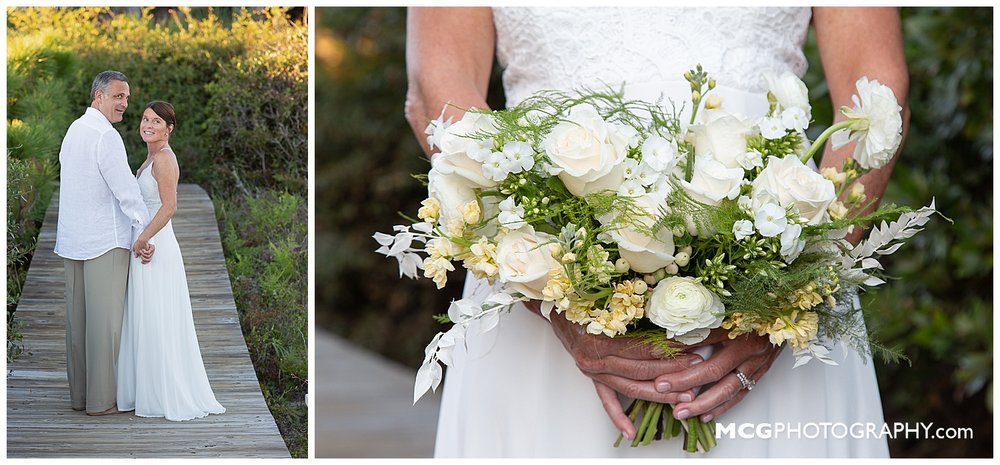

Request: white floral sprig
left=848, top=199, right=937, bottom=286
left=414, top=289, right=522, bottom=403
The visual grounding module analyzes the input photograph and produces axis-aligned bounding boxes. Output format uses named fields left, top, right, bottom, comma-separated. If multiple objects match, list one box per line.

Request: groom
left=54, top=70, right=155, bottom=416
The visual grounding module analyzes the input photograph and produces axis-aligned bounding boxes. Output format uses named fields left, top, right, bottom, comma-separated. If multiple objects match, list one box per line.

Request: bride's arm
left=814, top=7, right=910, bottom=244
left=652, top=7, right=910, bottom=424
left=132, top=151, right=179, bottom=261
left=404, top=7, right=495, bottom=157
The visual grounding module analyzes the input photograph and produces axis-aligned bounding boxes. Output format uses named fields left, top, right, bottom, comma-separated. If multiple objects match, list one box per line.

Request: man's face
left=94, top=80, right=130, bottom=123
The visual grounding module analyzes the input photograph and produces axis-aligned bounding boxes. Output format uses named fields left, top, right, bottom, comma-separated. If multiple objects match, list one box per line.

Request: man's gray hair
left=90, top=70, right=128, bottom=101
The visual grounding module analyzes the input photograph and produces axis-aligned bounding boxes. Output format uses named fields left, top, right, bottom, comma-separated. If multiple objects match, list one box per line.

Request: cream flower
left=417, top=197, right=440, bottom=223
left=541, top=103, right=632, bottom=196
left=690, top=109, right=751, bottom=169
left=600, top=193, right=675, bottom=273
left=461, top=236, right=499, bottom=282
left=751, top=155, right=836, bottom=225
left=766, top=72, right=811, bottom=116
left=766, top=310, right=819, bottom=350
left=679, top=156, right=744, bottom=206
left=495, top=228, right=562, bottom=300
left=646, top=276, right=725, bottom=344
left=830, top=77, right=903, bottom=170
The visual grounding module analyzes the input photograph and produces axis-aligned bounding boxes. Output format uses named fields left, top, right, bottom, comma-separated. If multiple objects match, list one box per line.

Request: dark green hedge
left=315, top=7, right=992, bottom=458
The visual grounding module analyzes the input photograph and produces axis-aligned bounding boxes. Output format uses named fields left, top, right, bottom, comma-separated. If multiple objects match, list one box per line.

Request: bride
left=405, top=7, right=908, bottom=457
left=116, top=101, right=226, bottom=421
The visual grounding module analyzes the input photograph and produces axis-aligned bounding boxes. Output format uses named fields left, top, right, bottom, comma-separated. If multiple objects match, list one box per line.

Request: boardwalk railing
left=7, top=184, right=290, bottom=458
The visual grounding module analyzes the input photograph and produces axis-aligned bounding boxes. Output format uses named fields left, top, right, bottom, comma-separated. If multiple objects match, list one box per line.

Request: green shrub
left=217, top=189, right=307, bottom=457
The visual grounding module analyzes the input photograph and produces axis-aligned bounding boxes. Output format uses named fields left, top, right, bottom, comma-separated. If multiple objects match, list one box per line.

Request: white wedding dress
left=434, top=7, right=890, bottom=458
left=117, top=162, right=225, bottom=421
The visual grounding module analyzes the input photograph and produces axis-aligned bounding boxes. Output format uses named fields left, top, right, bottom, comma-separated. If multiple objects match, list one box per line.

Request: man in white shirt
left=54, top=70, right=154, bottom=416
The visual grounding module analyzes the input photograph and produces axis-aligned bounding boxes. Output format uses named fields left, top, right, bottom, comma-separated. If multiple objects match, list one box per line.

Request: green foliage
left=204, top=8, right=308, bottom=193
left=7, top=7, right=307, bottom=457
left=217, top=190, right=307, bottom=457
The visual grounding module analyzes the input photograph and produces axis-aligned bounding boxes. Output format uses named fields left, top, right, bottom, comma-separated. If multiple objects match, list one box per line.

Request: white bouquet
left=376, top=65, right=938, bottom=452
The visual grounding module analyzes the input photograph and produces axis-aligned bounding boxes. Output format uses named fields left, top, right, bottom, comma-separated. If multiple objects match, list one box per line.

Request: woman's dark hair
left=145, top=100, right=177, bottom=132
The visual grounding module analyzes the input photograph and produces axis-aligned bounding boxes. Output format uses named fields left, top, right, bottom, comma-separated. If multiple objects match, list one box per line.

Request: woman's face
left=139, top=108, right=172, bottom=144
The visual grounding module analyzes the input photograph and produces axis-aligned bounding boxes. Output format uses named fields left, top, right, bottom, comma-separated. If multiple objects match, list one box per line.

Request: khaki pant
left=63, top=248, right=129, bottom=413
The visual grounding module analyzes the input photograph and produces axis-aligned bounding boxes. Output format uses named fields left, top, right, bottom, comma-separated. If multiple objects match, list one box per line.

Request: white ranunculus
left=495, top=228, right=561, bottom=300
left=541, top=104, right=631, bottom=196
left=690, top=109, right=751, bottom=169
left=831, top=77, right=902, bottom=170
left=434, top=110, right=499, bottom=188
left=679, top=157, right=744, bottom=206
left=751, top=155, right=836, bottom=225
left=601, top=193, right=675, bottom=273
left=780, top=223, right=805, bottom=263
left=427, top=167, right=479, bottom=235
left=647, top=276, right=725, bottom=344
left=766, top=72, right=812, bottom=117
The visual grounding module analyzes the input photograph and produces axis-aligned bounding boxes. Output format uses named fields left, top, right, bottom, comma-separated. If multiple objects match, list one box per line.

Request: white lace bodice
left=493, top=7, right=812, bottom=107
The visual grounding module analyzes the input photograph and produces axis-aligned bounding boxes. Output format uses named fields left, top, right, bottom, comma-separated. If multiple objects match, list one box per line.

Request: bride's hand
left=653, top=329, right=784, bottom=422
left=525, top=301, right=702, bottom=438
left=133, top=237, right=155, bottom=264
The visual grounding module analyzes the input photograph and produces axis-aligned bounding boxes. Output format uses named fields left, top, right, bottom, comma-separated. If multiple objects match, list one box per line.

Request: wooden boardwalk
left=6, top=184, right=290, bottom=458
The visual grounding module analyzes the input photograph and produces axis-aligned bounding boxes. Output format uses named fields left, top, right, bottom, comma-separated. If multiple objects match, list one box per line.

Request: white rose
left=542, top=104, right=631, bottom=196
left=679, top=157, right=744, bottom=206
left=434, top=111, right=499, bottom=188
left=751, top=156, right=836, bottom=225
left=766, top=72, right=812, bottom=117
left=690, top=109, right=751, bottom=169
left=601, top=193, right=675, bottom=273
left=427, top=167, right=479, bottom=235
left=647, top=276, right=725, bottom=344
left=495, top=228, right=561, bottom=300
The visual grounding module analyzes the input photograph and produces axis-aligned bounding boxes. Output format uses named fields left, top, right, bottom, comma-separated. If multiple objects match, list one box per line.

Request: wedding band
left=735, top=370, right=755, bottom=391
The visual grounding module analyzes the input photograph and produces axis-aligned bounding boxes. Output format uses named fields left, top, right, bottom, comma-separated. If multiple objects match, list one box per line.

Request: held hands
left=132, top=235, right=155, bottom=264
left=653, top=329, right=783, bottom=423
left=528, top=301, right=784, bottom=437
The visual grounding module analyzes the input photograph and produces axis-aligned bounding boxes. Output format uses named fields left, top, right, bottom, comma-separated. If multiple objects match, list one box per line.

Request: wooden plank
left=315, top=329, right=440, bottom=458
left=7, top=184, right=291, bottom=458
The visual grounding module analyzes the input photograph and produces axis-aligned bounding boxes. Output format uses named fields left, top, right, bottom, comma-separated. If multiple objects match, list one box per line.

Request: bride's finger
left=575, top=353, right=704, bottom=380
left=652, top=335, right=771, bottom=392
left=593, top=381, right=636, bottom=440
left=697, top=359, right=773, bottom=422
left=592, top=373, right=696, bottom=404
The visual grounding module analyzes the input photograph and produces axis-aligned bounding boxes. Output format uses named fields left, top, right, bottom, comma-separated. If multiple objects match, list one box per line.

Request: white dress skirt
left=116, top=164, right=225, bottom=421
left=433, top=7, right=890, bottom=458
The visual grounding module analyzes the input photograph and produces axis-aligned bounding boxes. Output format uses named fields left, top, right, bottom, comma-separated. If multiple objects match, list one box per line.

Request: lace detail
left=493, top=7, right=811, bottom=107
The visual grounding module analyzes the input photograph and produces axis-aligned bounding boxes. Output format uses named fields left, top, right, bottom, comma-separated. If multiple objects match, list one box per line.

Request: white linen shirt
left=54, top=107, right=150, bottom=260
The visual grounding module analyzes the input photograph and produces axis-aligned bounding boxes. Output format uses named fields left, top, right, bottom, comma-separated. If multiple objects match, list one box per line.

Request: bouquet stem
left=613, top=400, right=717, bottom=453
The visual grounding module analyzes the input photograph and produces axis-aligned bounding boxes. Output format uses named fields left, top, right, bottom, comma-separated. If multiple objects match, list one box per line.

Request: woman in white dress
left=116, top=101, right=226, bottom=421
left=405, top=7, right=908, bottom=457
